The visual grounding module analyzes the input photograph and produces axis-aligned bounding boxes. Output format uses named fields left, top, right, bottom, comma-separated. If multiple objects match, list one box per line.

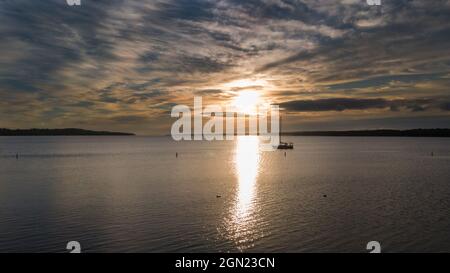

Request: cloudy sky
left=1, top=0, right=450, bottom=135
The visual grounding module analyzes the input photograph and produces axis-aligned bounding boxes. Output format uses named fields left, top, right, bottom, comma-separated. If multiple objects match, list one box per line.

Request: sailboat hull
left=277, top=142, right=294, bottom=149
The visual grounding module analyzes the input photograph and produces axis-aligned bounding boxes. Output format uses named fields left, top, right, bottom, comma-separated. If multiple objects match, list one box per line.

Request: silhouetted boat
left=277, top=142, right=294, bottom=149
left=277, top=115, right=294, bottom=150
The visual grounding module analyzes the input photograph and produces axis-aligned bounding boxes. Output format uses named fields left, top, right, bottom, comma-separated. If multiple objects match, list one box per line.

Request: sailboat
left=278, top=141, right=294, bottom=149
left=277, top=114, right=294, bottom=150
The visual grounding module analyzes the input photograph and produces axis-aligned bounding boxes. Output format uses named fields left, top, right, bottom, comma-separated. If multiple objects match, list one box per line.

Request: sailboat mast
left=280, top=113, right=282, bottom=143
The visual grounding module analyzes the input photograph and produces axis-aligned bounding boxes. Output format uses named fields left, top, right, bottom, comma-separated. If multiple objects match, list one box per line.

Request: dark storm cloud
left=440, top=102, right=450, bottom=111
left=280, top=98, right=437, bottom=113
left=282, top=98, right=385, bottom=112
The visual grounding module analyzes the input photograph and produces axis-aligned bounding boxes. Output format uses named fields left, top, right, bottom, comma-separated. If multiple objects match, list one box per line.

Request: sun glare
left=232, top=91, right=261, bottom=114
left=224, top=79, right=268, bottom=89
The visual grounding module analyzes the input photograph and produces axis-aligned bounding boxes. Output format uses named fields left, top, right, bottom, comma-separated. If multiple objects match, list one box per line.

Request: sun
left=232, top=91, right=261, bottom=114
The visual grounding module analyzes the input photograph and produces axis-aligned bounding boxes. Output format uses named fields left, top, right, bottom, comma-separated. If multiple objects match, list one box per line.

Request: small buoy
left=176, top=152, right=178, bottom=158
left=216, top=195, right=222, bottom=198
left=323, top=194, right=327, bottom=198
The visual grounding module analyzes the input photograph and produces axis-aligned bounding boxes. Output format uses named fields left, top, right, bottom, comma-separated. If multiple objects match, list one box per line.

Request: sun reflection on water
left=225, top=135, right=262, bottom=250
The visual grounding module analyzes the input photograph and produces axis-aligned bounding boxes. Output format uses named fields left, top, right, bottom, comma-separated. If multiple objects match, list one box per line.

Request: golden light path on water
left=226, top=136, right=262, bottom=251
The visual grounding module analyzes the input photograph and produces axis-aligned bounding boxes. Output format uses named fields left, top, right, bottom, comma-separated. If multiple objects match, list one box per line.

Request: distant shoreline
left=283, top=129, right=450, bottom=137
left=164, top=128, right=450, bottom=138
left=0, top=128, right=135, bottom=136
left=2, top=128, right=450, bottom=137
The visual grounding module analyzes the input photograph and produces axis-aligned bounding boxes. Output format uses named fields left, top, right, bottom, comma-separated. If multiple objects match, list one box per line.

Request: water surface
left=0, top=136, right=449, bottom=252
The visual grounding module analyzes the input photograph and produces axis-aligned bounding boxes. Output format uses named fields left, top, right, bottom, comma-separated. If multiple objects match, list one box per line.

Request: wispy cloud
left=1, top=0, right=450, bottom=133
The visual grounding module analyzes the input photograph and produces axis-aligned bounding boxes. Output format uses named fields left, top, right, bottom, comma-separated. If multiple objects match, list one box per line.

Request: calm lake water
left=0, top=136, right=449, bottom=253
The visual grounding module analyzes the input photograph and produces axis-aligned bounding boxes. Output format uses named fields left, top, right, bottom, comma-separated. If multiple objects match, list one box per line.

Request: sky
left=1, top=0, right=450, bottom=135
